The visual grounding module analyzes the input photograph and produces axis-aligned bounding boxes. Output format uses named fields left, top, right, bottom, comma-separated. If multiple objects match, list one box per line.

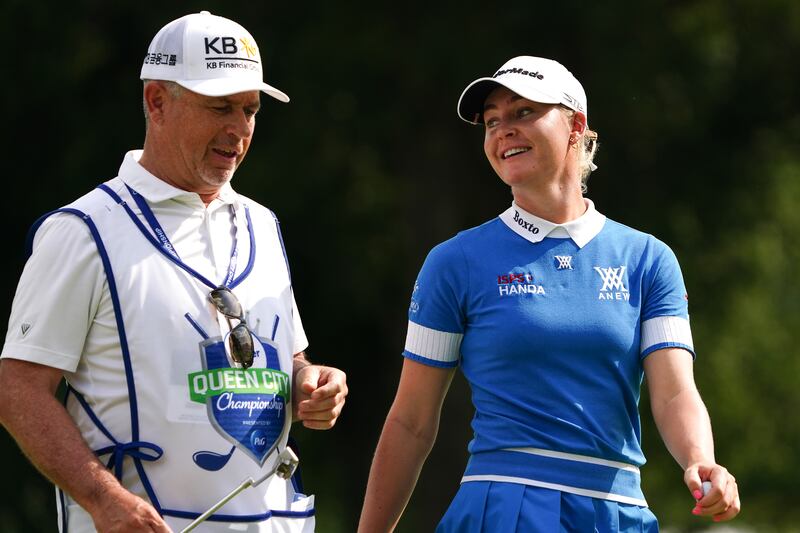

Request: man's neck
left=138, top=148, right=221, bottom=207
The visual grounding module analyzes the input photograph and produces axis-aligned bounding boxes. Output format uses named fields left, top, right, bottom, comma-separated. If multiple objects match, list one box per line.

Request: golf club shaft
left=180, top=478, right=253, bottom=533
left=178, top=448, right=298, bottom=533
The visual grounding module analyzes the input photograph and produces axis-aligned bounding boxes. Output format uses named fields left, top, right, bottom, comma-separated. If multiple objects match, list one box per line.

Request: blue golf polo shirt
left=403, top=199, right=694, bottom=506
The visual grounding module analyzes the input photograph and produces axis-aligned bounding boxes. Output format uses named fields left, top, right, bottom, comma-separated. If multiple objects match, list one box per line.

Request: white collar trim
left=499, top=199, right=606, bottom=248
left=118, top=150, right=238, bottom=208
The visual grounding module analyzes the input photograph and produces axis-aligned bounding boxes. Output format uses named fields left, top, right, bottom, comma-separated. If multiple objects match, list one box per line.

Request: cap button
left=199, top=10, right=211, bottom=15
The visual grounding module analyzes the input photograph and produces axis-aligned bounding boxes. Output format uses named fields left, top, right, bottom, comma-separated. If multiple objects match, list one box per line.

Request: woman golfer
left=358, top=56, right=740, bottom=532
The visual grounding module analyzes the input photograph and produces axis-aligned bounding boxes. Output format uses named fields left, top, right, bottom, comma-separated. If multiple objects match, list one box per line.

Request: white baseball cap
left=140, top=11, right=289, bottom=102
left=457, top=56, right=586, bottom=124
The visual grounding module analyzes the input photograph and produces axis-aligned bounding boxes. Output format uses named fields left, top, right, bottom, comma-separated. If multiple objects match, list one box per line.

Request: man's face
left=161, top=88, right=261, bottom=193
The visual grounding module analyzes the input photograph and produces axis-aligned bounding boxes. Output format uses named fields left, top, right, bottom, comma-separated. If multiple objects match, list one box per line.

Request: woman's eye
left=485, top=117, right=499, bottom=128
left=517, top=107, right=533, bottom=118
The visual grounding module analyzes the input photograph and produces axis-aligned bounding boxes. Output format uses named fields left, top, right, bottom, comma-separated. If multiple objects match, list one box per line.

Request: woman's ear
left=571, top=111, right=588, bottom=136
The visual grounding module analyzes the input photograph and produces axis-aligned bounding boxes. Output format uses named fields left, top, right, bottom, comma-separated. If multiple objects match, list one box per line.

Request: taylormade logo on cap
left=457, top=56, right=586, bottom=124
left=140, top=11, right=289, bottom=102
left=493, top=67, right=544, bottom=80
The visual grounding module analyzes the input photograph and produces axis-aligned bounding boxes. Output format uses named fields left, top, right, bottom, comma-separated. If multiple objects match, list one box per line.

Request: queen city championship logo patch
left=187, top=335, right=288, bottom=465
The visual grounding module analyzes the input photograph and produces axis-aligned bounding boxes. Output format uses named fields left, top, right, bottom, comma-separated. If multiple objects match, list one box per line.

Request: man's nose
left=226, top=111, right=253, bottom=139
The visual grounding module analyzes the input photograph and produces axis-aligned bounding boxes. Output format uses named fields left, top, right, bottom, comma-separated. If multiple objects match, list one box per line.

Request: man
left=0, top=11, right=347, bottom=533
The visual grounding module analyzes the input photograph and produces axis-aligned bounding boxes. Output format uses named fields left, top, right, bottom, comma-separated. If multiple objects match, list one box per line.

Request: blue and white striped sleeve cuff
left=640, top=316, right=695, bottom=358
left=403, top=321, right=462, bottom=367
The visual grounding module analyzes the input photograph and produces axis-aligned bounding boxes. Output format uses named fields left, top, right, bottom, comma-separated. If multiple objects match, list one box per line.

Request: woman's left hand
left=685, top=463, right=741, bottom=522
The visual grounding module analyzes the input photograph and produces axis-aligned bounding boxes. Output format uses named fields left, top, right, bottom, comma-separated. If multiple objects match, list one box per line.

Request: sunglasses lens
left=209, top=287, right=243, bottom=318
left=228, top=324, right=255, bottom=369
left=211, top=288, right=253, bottom=369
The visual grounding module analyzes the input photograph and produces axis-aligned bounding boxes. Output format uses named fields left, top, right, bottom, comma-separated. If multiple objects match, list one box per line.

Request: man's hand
left=292, top=364, right=348, bottom=430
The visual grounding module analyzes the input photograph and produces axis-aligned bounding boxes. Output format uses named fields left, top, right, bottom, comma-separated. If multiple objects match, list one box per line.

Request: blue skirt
left=436, top=481, right=658, bottom=533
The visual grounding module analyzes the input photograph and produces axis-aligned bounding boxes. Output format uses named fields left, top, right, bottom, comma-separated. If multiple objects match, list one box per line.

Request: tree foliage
left=1, top=0, right=798, bottom=531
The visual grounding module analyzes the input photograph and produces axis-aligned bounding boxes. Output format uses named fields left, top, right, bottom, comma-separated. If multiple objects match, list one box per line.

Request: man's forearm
left=0, top=359, right=122, bottom=515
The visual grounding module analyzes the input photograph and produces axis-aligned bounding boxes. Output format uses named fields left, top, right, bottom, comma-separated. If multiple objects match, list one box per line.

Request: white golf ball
left=702, top=481, right=712, bottom=496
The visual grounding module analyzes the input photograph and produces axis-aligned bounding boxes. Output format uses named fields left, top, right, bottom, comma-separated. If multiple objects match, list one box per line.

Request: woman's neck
left=511, top=182, right=586, bottom=224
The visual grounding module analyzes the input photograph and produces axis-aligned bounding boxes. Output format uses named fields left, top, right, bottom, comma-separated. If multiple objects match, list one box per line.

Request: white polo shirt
left=2, top=150, right=308, bottom=374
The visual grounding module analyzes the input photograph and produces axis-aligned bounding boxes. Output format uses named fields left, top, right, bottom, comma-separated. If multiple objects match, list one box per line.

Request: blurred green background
left=1, top=0, right=798, bottom=531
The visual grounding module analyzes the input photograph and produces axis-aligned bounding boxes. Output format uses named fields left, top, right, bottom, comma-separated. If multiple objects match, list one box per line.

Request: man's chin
left=200, top=170, right=235, bottom=189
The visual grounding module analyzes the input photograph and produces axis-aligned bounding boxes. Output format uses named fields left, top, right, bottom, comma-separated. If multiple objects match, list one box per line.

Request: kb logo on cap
left=204, top=36, right=258, bottom=58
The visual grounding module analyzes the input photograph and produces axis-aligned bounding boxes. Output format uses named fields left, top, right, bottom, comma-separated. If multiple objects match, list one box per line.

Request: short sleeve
left=403, top=239, right=467, bottom=367
left=290, top=291, right=308, bottom=355
left=640, top=237, right=694, bottom=358
left=1, top=213, right=105, bottom=371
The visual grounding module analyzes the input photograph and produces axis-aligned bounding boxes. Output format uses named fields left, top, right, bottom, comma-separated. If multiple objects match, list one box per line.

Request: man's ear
left=571, top=111, right=588, bottom=136
left=143, top=81, right=169, bottom=125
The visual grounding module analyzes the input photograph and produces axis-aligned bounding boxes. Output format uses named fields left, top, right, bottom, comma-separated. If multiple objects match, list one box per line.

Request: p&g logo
left=250, top=430, right=268, bottom=452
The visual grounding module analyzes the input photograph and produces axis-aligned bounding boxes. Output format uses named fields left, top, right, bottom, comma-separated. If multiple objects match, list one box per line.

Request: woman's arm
left=358, top=359, right=456, bottom=533
left=644, top=347, right=740, bottom=522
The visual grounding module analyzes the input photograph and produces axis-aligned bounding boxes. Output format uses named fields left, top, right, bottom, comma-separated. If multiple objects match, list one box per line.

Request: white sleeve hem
left=641, top=316, right=693, bottom=355
left=404, top=321, right=462, bottom=364
left=0, top=343, right=79, bottom=372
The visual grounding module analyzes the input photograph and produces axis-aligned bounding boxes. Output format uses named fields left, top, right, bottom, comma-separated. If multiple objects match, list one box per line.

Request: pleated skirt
left=436, top=481, right=659, bottom=533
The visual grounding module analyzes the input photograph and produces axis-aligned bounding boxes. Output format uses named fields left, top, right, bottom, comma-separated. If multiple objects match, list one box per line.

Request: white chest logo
left=594, top=266, right=630, bottom=301
left=555, top=256, right=573, bottom=270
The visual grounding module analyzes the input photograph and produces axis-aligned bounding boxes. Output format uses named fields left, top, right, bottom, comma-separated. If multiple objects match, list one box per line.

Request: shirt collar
left=118, top=150, right=238, bottom=208
left=499, top=198, right=606, bottom=248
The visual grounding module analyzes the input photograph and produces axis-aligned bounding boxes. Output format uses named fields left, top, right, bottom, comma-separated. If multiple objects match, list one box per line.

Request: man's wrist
left=293, top=352, right=312, bottom=378
left=77, top=462, right=127, bottom=514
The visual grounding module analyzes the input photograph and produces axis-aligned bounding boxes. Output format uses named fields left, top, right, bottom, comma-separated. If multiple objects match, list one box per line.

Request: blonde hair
left=578, top=130, right=599, bottom=192
left=561, top=107, right=600, bottom=192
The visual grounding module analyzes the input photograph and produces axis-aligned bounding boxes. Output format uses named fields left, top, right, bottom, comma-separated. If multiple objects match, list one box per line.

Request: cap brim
left=177, top=78, right=290, bottom=102
left=457, top=77, right=561, bottom=124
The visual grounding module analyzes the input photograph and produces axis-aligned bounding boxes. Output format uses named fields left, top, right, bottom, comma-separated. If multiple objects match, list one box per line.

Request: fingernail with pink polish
left=692, top=506, right=701, bottom=515
left=692, top=490, right=703, bottom=499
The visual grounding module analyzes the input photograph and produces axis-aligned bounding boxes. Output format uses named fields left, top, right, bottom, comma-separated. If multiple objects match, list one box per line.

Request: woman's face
left=482, top=86, right=574, bottom=189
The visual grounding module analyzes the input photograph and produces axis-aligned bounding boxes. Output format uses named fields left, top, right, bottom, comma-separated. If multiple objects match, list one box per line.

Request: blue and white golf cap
left=457, top=56, right=586, bottom=124
left=140, top=11, right=289, bottom=101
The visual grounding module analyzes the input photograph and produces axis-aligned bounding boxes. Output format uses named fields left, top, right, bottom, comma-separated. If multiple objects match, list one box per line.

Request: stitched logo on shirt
left=409, top=280, right=420, bottom=313
left=496, top=272, right=546, bottom=296
left=555, top=256, right=573, bottom=270
left=594, top=266, right=630, bottom=301
left=20, top=323, right=31, bottom=336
